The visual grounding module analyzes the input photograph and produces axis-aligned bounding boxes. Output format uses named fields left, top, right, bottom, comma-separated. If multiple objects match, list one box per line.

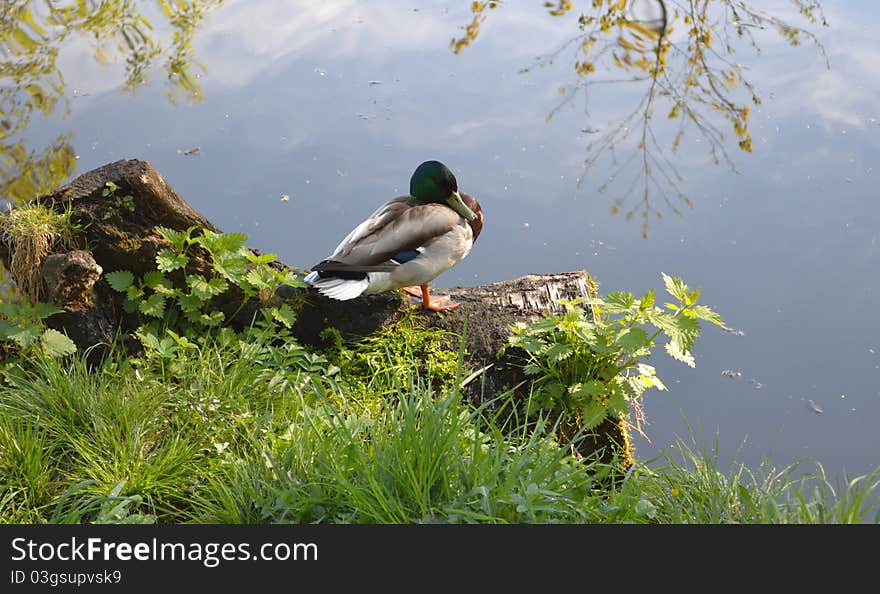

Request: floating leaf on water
left=807, top=399, right=823, bottom=414
left=182, top=146, right=200, bottom=156
left=721, top=369, right=742, bottom=379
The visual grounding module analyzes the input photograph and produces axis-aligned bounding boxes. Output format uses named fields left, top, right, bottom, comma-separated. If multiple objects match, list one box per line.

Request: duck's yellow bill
left=447, top=191, right=477, bottom=221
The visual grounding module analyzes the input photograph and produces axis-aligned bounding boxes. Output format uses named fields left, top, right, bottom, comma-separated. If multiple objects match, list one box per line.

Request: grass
left=1, top=327, right=878, bottom=525
left=0, top=201, right=80, bottom=302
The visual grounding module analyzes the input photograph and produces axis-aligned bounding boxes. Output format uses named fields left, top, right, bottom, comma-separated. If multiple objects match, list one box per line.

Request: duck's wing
left=320, top=198, right=464, bottom=271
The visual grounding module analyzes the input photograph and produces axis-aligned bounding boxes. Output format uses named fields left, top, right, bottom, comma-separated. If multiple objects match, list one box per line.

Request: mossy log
left=0, top=159, right=632, bottom=467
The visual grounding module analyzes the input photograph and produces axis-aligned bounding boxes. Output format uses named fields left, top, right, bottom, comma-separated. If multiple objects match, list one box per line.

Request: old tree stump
left=0, top=159, right=634, bottom=467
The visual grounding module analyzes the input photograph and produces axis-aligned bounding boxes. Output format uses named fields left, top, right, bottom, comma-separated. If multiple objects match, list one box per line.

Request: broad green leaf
left=138, top=294, right=166, bottom=318
left=687, top=304, right=726, bottom=328
left=176, top=293, right=202, bottom=312
left=604, top=291, right=636, bottom=313
left=33, top=302, right=64, bottom=319
left=665, top=340, right=695, bottom=368
left=105, top=270, right=134, bottom=292
left=187, top=275, right=227, bottom=300
left=545, top=342, right=573, bottom=362
left=520, top=337, right=546, bottom=355
left=199, top=311, right=225, bottom=327
left=606, top=392, right=629, bottom=417
left=569, top=380, right=605, bottom=400
left=40, top=329, right=76, bottom=357
left=579, top=399, right=609, bottom=431
left=142, top=270, right=169, bottom=289
left=615, top=327, right=648, bottom=356
left=212, top=254, right=248, bottom=282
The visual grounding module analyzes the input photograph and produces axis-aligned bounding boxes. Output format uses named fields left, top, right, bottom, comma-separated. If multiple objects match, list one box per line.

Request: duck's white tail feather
left=304, top=271, right=370, bottom=301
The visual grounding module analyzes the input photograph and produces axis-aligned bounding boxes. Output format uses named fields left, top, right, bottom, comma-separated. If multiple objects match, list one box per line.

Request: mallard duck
left=303, top=160, right=483, bottom=311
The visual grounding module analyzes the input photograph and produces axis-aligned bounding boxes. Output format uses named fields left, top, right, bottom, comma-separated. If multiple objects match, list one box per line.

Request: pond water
left=7, top=1, right=879, bottom=478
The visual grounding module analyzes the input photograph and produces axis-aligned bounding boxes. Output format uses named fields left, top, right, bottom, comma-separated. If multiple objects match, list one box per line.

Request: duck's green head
left=410, top=160, right=477, bottom=221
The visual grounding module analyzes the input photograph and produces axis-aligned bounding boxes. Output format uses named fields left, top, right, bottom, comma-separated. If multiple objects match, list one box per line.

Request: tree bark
left=0, top=159, right=632, bottom=467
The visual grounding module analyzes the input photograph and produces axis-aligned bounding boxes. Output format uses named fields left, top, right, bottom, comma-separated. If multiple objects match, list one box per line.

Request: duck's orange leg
left=401, top=284, right=460, bottom=311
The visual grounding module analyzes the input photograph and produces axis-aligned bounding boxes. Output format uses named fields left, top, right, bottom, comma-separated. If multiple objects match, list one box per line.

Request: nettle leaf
left=604, top=291, right=636, bottom=313
left=606, top=392, right=629, bottom=417
left=156, top=248, right=189, bottom=272
left=545, top=342, right=573, bottom=362
left=615, top=327, right=648, bottom=356
left=176, top=293, right=202, bottom=313
left=142, top=271, right=169, bottom=290
left=270, top=303, right=297, bottom=328
left=138, top=294, right=166, bottom=318
left=187, top=275, right=228, bottom=300
left=569, top=380, right=605, bottom=401
left=246, top=252, right=276, bottom=265
left=213, top=254, right=248, bottom=282
left=639, top=289, right=655, bottom=311
left=520, top=336, right=546, bottom=355
left=245, top=268, right=274, bottom=291
left=686, top=304, right=726, bottom=328
left=662, top=272, right=689, bottom=302
left=665, top=339, right=695, bottom=368
left=579, top=399, right=609, bottom=431
left=40, top=329, right=77, bottom=357
left=33, top=302, right=64, bottom=319
left=197, top=231, right=248, bottom=256
left=198, top=311, right=225, bottom=327
left=155, top=226, right=194, bottom=251
left=105, top=270, right=134, bottom=292
left=122, top=299, right=138, bottom=314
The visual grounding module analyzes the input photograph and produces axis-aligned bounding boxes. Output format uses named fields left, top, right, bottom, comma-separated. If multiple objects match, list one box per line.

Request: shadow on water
left=0, top=0, right=222, bottom=205
left=451, top=0, right=828, bottom=237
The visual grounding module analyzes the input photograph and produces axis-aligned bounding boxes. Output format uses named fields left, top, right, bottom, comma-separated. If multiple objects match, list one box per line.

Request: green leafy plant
left=106, top=226, right=304, bottom=332
left=0, top=300, right=76, bottom=358
left=100, top=182, right=136, bottom=220
left=506, top=273, right=725, bottom=431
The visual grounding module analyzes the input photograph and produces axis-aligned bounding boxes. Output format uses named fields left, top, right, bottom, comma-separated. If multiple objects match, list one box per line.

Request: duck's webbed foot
left=401, top=284, right=460, bottom=311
